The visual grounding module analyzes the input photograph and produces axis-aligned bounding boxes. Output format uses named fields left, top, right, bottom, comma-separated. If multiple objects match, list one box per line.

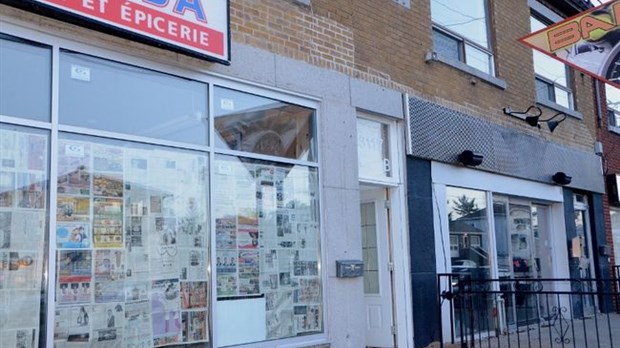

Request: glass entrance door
left=493, top=197, right=549, bottom=328
left=574, top=208, right=596, bottom=317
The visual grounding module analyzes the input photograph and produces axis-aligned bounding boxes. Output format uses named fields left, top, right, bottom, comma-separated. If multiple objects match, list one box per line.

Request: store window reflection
left=214, top=87, right=317, bottom=162
left=447, top=187, right=490, bottom=279
left=447, top=187, right=491, bottom=337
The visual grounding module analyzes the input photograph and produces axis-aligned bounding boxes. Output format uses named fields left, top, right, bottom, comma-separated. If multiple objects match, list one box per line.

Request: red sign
left=521, top=1, right=620, bottom=88
left=30, top=0, right=229, bottom=63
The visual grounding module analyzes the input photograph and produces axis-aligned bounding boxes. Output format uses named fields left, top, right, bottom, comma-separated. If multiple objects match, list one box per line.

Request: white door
left=361, top=188, right=394, bottom=348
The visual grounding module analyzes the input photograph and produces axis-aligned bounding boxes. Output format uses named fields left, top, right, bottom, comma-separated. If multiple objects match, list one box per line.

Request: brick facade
left=597, top=82, right=620, bottom=308
left=229, top=0, right=598, bottom=152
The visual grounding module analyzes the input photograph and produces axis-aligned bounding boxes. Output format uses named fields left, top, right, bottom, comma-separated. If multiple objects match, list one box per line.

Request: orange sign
left=521, top=1, right=620, bottom=88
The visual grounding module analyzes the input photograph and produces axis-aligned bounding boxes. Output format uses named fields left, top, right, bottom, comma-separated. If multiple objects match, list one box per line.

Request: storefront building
left=599, top=82, right=620, bottom=305
left=0, top=1, right=415, bottom=347
left=1, top=0, right=615, bottom=348
left=406, top=0, right=612, bottom=346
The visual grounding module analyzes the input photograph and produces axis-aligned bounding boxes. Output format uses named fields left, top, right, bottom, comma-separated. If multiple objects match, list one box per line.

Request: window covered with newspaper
left=0, top=32, right=322, bottom=348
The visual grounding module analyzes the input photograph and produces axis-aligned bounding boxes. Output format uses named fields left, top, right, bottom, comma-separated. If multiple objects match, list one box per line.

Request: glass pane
left=59, top=51, right=209, bottom=145
left=611, top=209, right=620, bottom=267
left=54, top=133, right=210, bottom=347
left=509, top=204, right=534, bottom=278
left=357, top=118, right=391, bottom=181
left=214, top=87, right=316, bottom=161
left=361, top=202, right=379, bottom=294
left=465, top=44, right=492, bottom=74
left=431, top=0, right=489, bottom=48
left=532, top=51, right=568, bottom=87
left=605, top=83, right=620, bottom=113
left=447, top=186, right=491, bottom=337
left=493, top=202, right=510, bottom=277
left=0, top=34, right=51, bottom=122
left=432, top=29, right=462, bottom=62
left=0, top=124, right=49, bottom=347
left=531, top=17, right=569, bottom=89
left=446, top=187, right=490, bottom=278
left=554, top=87, right=571, bottom=108
left=535, top=78, right=554, bottom=102
left=214, top=155, right=322, bottom=344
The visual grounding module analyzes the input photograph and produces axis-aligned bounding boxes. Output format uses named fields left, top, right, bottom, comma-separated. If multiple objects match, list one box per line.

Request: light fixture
left=544, top=112, right=567, bottom=133
left=503, top=105, right=542, bottom=119
left=458, top=150, right=483, bottom=166
left=552, top=171, right=572, bottom=185
left=503, top=106, right=567, bottom=132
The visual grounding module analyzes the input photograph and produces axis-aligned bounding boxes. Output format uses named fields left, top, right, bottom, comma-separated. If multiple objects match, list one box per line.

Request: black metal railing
left=438, top=273, right=620, bottom=348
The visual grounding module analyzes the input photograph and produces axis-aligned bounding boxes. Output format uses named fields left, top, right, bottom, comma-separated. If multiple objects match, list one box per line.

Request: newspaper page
left=93, top=198, right=123, bottom=249
left=57, top=140, right=91, bottom=196
left=54, top=305, right=92, bottom=346
left=124, top=301, right=151, bottom=347
left=90, top=302, right=124, bottom=345
left=57, top=251, right=93, bottom=305
left=151, top=279, right=182, bottom=347
left=94, top=250, right=125, bottom=303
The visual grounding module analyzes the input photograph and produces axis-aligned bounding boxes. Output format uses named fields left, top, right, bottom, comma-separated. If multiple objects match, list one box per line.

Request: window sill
left=610, top=125, right=620, bottom=135
left=535, top=98, right=582, bottom=119
left=425, top=51, right=507, bottom=90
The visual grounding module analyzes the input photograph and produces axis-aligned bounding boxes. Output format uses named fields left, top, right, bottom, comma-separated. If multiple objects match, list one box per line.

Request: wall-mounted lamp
left=526, top=112, right=567, bottom=133
left=552, top=171, right=572, bottom=185
left=458, top=150, right=483, bottom=166
left=503, top=105, right=567, bottom=132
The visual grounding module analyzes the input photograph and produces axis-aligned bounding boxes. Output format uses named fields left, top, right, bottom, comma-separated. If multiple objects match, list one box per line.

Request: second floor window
left=606, top=83, right=620, bottom=128
left=431, top=0, right=494, bottom=75
left=530, top=15, right=573, bottom=110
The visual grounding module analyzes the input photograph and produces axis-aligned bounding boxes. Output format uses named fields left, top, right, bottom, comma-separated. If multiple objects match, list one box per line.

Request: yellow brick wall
left=230, top=0, right=599, bottom=152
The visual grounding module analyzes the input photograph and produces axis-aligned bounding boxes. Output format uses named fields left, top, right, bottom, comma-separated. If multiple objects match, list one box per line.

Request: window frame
left=530, top=13, right=574, bottom=111
left=430, top=0, right=496, bottom=76
left=605, top=83, right=620, bottom=132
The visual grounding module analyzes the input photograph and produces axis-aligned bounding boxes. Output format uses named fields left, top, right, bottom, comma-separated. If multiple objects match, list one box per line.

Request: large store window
left=213, top=93, right=322, bottom=344
left=431, top=0, right=494, bottom=75
left=0, top=124, right=49, bottom=348
left=0, top=30, right=322, bottom=348
left=530, top=15, right=573, bottom=110
left=53, top=134, right=209, bottom=347
left=446, top=187, right=490, bottom=278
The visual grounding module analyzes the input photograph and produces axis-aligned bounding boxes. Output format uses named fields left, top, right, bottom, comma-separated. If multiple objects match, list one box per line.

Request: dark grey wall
left=406, top=157, right=439, bottom=348
left=590, top=193, right=614, bottom=312
left=564, top=189, right=612, bottom=314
